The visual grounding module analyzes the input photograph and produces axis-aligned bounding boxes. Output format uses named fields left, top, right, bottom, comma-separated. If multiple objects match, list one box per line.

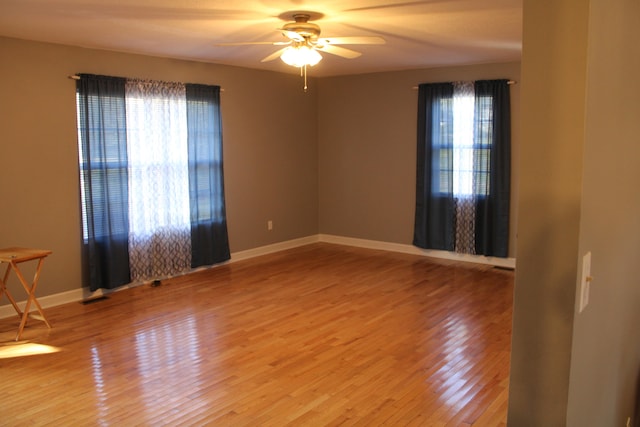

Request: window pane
left=453, top=82, right=475, bottom=197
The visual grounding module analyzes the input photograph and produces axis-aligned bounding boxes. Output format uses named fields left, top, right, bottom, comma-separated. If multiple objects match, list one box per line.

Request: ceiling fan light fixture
left=280, top=45, right=322, bottom=67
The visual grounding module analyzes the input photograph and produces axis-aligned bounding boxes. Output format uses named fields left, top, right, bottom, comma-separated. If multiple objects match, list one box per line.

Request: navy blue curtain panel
left=413, top=82, right=456, bottom=251
left=185, top=84, right=231, bottom=267
left=474, top=79, right=511, bottom=257
left=76, top=74, right=132, bottom=291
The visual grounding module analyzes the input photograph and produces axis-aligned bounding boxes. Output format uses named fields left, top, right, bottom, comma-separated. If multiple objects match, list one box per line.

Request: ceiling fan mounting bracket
left=280, top=13, right=321, bottom=39
left=277, top=10, right=324, bottom=22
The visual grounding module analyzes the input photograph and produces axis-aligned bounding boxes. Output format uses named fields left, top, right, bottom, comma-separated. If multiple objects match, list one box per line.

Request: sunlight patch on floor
left=0, top=342, right=62, bottom=359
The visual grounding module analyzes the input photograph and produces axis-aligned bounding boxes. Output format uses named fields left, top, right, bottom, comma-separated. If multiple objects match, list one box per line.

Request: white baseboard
left=318, top=234, right=517, bottom=269
left=230, top=235, right=319, bottom=262
left=0, top=288, right=86, bottom=321
left=0, top=235, right=320, bottom=320
left=1, top=234, right=515, bottom=319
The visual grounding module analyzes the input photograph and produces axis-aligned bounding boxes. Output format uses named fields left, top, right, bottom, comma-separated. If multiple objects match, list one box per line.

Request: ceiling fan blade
left=261, top=47, right=289, bottom=62
left=342, top=1, right=435, bottom=13
left=215, top=41, right=290, bottom=46
left=315, top=45, right=362, bottom=59
left=216, top=42, right=274, bottom=46
left=317, top=36, right=386, bottom=45
left=60, top=5, right=267, bottom=21
left=341, top=22, right=440, bottom=47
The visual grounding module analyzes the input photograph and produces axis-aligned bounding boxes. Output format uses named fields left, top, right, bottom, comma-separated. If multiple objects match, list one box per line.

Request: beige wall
left=508, top=0, right=589, bottom=424
left=0, top=37, right=319, bottom=297
left=510, top=0, right=640, bottom=425
left=567, top=0, right=640, bottom=425
left=317, top=62, right=521, bottom=257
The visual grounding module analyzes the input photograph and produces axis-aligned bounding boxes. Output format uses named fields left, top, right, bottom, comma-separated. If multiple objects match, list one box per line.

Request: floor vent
left=81, top=296, right=109, bottom=305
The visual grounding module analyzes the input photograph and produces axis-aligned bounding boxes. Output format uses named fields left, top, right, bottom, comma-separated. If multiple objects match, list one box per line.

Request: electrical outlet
left=267, top=220, right=273, bottom=231
left=579, top=251, right=591, bottom=313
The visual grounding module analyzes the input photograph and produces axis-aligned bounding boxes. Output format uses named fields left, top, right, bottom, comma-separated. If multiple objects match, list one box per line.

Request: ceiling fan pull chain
left=303, top=64, right=308, bottom=92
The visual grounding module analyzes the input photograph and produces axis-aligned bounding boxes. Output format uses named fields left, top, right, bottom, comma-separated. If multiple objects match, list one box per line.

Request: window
left=413, top=79, right=511, bottom=257
left=432, top=83, right=492, bottom=197
left=76, top=74, right=230, bottom=291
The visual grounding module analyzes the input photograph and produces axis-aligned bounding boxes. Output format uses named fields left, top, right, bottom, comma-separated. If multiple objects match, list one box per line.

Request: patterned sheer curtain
left=452, top=81, right=477, bottom=254
left=125, top=80, right=192, bottom=282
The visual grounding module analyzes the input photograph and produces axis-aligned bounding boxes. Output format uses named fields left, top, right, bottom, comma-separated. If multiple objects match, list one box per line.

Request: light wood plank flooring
left=0, top=243, right=513, bottom=426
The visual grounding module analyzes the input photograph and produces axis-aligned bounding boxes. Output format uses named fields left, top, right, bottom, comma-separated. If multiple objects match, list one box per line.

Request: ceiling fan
left=216, top=11, right=385, bottom=91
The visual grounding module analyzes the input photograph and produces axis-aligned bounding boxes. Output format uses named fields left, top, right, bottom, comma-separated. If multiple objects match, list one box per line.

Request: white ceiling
left=0, top=0, right=522, bottom=77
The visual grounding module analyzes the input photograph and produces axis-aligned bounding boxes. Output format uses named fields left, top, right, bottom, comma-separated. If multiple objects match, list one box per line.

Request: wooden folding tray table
left=0, top=247, right=52, bottom=340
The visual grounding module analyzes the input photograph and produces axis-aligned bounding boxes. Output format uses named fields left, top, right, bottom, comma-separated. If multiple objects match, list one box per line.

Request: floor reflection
left=434, top=317, right=474, bottom=408
left=90, top=345, right=109, bottom=427
left=90, top=314, right=208, bottom=424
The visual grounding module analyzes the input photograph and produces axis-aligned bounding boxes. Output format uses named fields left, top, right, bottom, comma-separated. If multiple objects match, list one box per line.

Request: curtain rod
left=68, top=75, right=225, bottom=91
left=70, top=75, right=513, bottom=91
left=412, top=80, right=517, bottom=90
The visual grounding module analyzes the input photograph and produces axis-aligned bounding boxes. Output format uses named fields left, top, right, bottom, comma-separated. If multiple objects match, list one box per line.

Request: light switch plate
left=579, top=252, right=591, bottom=313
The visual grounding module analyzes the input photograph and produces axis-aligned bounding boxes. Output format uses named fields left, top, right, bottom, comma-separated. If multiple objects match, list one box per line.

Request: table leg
left=0, top=263, right=23, bottom=320
left=12, top=258, right=52, bottom=341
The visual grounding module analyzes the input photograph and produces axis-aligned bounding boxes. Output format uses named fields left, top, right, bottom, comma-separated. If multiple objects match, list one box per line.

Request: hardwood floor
left=0, top=243, right=513, bottom=426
